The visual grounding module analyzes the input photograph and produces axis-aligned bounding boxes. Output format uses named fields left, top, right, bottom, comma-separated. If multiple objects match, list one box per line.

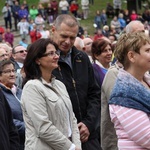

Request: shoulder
left=72, top=46, right=90, bottom=60
left=23, top=79, right=41, bottom=89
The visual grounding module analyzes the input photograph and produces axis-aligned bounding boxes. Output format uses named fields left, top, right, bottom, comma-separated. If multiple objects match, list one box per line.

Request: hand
left=75, top=148, right=81, bottom=150
left=78, top=122, right=90, bottom=143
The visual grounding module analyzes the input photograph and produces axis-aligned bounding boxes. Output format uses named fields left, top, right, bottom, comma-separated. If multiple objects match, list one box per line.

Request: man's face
left=53, top=23, right=78, bottom=54
left=0, top=48, right=9, bottom=62
left=13, top=46, right=27, bottom=63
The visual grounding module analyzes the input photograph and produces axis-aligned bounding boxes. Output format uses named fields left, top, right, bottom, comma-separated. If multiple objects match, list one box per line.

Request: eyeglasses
left=15, top=50, right=27, bottom=54
left=41, top=51, right=60, bottom=57
left=2, top=69, right=16, bottom=74
left=0, top=54, right=8, bottom=58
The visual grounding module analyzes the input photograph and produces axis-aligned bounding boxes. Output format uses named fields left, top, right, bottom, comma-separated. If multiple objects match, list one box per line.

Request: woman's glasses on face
left=42, top=51, right=60, bottom=57
left=2, top=69, right=16, bottom=74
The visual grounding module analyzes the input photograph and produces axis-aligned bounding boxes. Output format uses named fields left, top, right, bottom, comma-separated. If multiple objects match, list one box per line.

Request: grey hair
left=125, top=20, right=143, bottom=33
left=53, top=14, right=79, bottom=29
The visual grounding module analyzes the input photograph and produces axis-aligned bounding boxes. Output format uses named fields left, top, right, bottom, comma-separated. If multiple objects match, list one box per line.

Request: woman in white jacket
left=21, top=38, right=81, bottom=150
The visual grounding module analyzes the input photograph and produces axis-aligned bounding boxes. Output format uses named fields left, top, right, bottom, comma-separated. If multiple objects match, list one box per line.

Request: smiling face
left=36, top=44, right=59, bottom=74
left=95, top=44, right=112, bottom=68
left=0, top=63, right=16, bottom=88
left=13, top=46, right=27, bottom=63
left=52, top=22, right=78, bottom=54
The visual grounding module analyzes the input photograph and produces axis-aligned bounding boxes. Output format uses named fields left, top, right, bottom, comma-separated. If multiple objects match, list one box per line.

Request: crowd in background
left=0, top=0, right=149, bottom=150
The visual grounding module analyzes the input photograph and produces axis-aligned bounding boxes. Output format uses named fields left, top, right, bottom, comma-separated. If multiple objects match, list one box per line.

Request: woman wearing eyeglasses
left=21, top=38, right=81, bottom=150
left=0, top=60, right=25, bottom=150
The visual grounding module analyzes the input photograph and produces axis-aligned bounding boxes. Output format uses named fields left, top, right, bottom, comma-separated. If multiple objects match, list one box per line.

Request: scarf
left=109, top=69, right=150, bottom=113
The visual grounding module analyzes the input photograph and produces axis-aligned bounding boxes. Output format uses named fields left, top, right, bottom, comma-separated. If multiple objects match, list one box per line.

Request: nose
left=65, top=38, right=71, bottom=44
left=10, top=70, right=15, bottom=76
left=54, top=54, right=59, bottom=59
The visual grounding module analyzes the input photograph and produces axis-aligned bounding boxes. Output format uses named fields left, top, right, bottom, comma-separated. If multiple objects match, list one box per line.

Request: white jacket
left=21, top=78, right=81, bottom=150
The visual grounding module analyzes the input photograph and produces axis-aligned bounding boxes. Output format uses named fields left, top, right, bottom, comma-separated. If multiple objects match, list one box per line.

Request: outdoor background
left=0, top=0, right=128, bottom=35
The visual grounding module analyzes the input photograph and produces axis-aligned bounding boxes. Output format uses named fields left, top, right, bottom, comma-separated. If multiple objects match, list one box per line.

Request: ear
left=12, top=53, right=16, bottom=59
left=127, top=51, right=136, bottom=63
left=35, top=58, right=41, bottom=65
left=51, top=25, right=55, bottom=33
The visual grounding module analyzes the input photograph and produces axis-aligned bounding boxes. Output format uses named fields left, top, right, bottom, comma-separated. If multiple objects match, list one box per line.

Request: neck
left=41, top=71, right=52, bottom=83
left=101, top=62, right=110, bottom=69
left=125, top=67, right=145, bottom=83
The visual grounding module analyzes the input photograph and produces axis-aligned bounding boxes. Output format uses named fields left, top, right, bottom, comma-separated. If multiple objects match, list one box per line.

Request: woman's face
left=0, top=64, right=16, bottom=88
left=37, top=44, right=59, bottom=73
left=95, top=44, right=112, bottom=66
left=130, top=43, right=150, bottom=72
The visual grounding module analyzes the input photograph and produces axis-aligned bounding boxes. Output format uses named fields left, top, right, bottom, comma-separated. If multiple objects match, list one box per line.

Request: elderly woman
left=21, top=38, right=81, bottom=150
left=0, top=60, right=25, bottom=150
left=91, top=38, right=112, bottom=87
left=109, top=32, right=150, bottom=149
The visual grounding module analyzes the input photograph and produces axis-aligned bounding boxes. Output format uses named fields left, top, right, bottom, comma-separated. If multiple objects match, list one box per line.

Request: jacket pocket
left=45, top=94, right=59, bottom=102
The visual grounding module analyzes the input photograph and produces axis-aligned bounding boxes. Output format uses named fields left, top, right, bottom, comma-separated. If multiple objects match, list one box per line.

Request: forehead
left=3, top=63, right=14, bottom=69
left=0, top=48, right=7, bottom=54
left=46, top=44, right=56, bottom=50
left=56, top=23, right=78, bottom=36
left=15, top=46, right=26, bottom=51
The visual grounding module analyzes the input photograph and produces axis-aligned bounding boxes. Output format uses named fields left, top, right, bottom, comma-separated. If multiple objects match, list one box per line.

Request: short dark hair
left=91, top=39, right=112, bottom=61
left=12, top=44, right=22, bottom=54
left=23, top=38, right=58, bottom=85
left=0, top=60, right=15, bottom=75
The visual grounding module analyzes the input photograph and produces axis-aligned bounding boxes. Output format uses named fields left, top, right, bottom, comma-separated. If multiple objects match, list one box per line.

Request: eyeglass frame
left=41, top=51, right=60, bottom=57
left=1, top=69, right=16, bottom=74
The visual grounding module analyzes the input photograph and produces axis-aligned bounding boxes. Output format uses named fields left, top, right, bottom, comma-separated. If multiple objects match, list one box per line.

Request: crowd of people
left=0, top=0, right=149, bottom=150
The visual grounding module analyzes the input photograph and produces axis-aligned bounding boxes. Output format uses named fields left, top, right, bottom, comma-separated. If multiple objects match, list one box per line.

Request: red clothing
left=0, top=27, right=5, bottom=34
left=130, top=14, right=138, bottom=21
left=30, top=30, right=41, bottom=43
left=93, top=34, right=104, bottom=41
left=70, top=4, right=78, bottom=12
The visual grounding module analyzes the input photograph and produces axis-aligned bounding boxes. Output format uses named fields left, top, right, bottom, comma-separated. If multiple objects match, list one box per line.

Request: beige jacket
left=101, top=63, right=120, bottom=150
left=21, top=78, right=81, bottom=150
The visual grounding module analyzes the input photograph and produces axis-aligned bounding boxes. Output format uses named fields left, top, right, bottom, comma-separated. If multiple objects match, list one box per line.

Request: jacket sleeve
left=101, top=66, right=119, bottom=150
left=2, top=92, right=20, bottom=150
left=82, top=56, right=101, bottom=133
left=21, top=83, right=73, bottom=150
left=13, top=119, right=25, bottom=136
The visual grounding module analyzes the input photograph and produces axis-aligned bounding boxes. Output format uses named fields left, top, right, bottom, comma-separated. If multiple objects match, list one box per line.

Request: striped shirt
left=109, top=105, right=150, bottom=149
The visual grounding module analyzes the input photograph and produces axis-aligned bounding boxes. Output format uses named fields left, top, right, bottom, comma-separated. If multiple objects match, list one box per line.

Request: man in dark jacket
left=0, top=89, right=20, bottom=150
left=52, top=14, right=101, bottom=150
left=12, top=1, right=20, bottom=31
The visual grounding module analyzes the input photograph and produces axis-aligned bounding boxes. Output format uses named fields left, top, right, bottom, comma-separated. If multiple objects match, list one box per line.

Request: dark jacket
left=0, top=89, right=20, bottom=150
left=0, top=84, right=25, bottom=147
left=52, top=46, right=101, bottom=140
left=12, top=5, right=20, bottom=18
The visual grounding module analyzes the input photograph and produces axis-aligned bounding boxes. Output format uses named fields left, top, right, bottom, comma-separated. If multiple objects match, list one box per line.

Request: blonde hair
left=114, top=32, right=150, bottom=68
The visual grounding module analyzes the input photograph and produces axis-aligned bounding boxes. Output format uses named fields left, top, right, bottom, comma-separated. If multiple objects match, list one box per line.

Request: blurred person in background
left=91, top=38, right=112, bottom=88
left=0, top=60, right=25, bottom=149
left=4, top=27, right=14, bottom=47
